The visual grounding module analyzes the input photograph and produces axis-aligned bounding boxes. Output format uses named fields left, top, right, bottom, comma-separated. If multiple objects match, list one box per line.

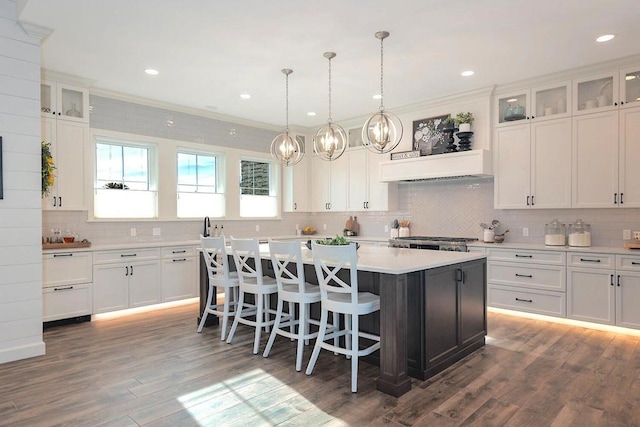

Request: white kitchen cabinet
left=618, top=107, right=640, bottom=207
left=620, top=65, right=640, bottom=109
left=616, top=271, right=640, bottom=329
left=161, top=246, right=198, bottom=302
left=572, top=71, right=619, bottom=116
left=494, top=117, right=571, bottom=209
left=93, top=248, right=161, bottom=314
left=311, top=154, right=347, bottom=211
left=283, top=136, right=310, bottom=212
left=40, top=80, right=90, bottom=123
left=567, top=267, right=616, bottom=324
left=487, top=248, right=567, bottom=317
left=41, top=117, right=88, bottom=210
left=346, top=148, right=396, bottom=211
left=495, top=82, right=570, bottom=128
left=42, top=250, right=93, bottom=322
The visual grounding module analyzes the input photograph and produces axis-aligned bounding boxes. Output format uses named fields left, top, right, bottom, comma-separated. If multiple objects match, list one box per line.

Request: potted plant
left=454, top=112, right=474, bottom=132
left=442, top=116, right=457, bottom=130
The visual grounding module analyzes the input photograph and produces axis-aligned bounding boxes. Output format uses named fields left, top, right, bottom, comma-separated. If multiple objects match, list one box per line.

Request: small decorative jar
left=483, top=229, right=495, bottom=243
left=568, top=219, right=592, bottom=247
left=544, top=219, right=566, bottom=246
left=399, top=227, right=410, bottom=238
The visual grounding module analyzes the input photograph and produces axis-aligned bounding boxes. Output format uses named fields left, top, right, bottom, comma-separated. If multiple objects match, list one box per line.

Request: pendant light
left=362, top=31, right=403, bottom=154
left=313, top=52, right=347, bottom=161
left=271, top=68, right=304, bottom=166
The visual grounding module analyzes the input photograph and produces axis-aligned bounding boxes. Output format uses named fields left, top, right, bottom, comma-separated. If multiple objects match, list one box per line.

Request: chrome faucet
left=203, top=216, right=211, bottom=237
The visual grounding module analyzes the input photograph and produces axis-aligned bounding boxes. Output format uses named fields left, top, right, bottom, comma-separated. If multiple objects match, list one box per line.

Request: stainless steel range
left=389, top=236, right=478, bottom=252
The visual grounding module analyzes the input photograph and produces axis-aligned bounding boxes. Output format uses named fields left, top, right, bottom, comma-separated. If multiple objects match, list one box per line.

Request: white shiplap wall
left=0, top=0, right=45, bottom=363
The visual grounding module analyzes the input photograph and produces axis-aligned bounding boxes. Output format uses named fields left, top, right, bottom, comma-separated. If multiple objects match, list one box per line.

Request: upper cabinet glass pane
left=623, top=68, right=640, bottom=105
left=498, top=93, right=527, bottom=124
left=41, top=83, right=53, bottom=114
left=534, top=86, right=567, bottom=118
left=60, top=87, right=85, bottom=120
left=576, top=76, right=614, bottom=111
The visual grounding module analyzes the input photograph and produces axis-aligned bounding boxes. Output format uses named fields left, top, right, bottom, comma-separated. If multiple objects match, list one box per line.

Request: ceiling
left=18, top=0, right=640, bottom=130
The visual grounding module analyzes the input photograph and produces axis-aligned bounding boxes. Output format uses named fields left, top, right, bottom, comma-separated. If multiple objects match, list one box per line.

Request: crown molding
left=18, top=21, right=53, bottom=41
left=41, top=69, right=95, bottom=87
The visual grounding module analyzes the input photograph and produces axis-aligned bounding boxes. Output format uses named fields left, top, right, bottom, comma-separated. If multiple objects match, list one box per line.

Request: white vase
left=483, top=229, right=495, bottom=243
left=459, top=123, right=471, bottom=132
left=399, top=227, right=410, bottom=238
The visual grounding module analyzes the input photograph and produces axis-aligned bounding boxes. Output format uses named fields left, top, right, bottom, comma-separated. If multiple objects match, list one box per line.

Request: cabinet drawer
left=486, top=248, right=565, bottom=265
left=94, top=248, right=160, bottom=264
left=488, top=261, right=566, bottom=291
left=567, top=252, right=614, bottom=269
left=616, top=254, right=640, bottom=271
left=162, top=246, right=196, bottom=258
left=43, top=251, right=92, bottom=287
left=43, top=283, right=92, bottom=322
left=488, top=284, right=566, bottom=317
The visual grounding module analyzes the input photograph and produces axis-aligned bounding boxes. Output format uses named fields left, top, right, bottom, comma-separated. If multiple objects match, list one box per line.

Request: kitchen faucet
left=203, top=216, right=211, bottom=237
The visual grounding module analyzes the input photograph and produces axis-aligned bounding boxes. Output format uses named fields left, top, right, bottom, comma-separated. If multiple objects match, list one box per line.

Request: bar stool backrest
left=268, top=240, right=306, bottom=293
left=200, top=235, right=230, bottom=283
left=230, top=237, right=265, bottom=286
left=311, top=241, right=359, bottom=304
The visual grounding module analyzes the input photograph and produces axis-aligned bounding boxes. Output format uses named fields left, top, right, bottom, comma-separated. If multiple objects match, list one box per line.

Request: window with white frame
left=176, top=150, right=225, bottom=218
left=94, top=138, right=157, bottom=218
left=239, top=158, right=278, bottom=217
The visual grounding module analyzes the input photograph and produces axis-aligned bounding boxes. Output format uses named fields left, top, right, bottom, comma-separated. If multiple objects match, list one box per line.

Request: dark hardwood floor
left=1, top=303, right=639, bottom=426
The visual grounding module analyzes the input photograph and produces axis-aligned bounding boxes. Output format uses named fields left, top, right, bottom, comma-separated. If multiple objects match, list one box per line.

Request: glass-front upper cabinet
left=572, top=71, right=619, bottom=115
left=531, top=81, right=571, bottom=121
left=620, top=65, right=640, bottom=108
left=41, top=80, right=89, bottom=123
left=496, top=90, right=529, bottom=127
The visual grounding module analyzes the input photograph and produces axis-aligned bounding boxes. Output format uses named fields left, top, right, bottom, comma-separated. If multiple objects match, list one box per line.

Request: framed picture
left=0, top=136, right=3, bottom=199
left=412, top=114, right=449, bottom=156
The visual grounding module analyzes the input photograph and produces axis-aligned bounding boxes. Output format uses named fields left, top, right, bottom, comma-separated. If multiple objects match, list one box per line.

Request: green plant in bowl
left=311, top=235, right=359, bottom=250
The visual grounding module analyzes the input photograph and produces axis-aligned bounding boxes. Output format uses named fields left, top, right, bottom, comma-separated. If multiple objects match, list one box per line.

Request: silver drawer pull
left=580, top=258, right=601, bottom=263
left=54, top=286, right=74, bottom=291
left=53, top=253, right=73, bottom=257
left=121, top=254, right=137, bottom=257
left=515, top=254, right=532, bottom=258
left=515, top=274, right=533, bottom=278
left=515, top=297, right=533, bottom=303
left=632, top=262, right=640, bottom=265
left=172, top=258, right=187, bottom=262
left=172, top=250, right=187, bottom=254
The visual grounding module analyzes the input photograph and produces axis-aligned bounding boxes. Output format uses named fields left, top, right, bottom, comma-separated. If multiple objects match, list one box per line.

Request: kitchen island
left=204, top=243, right=487, bottom=397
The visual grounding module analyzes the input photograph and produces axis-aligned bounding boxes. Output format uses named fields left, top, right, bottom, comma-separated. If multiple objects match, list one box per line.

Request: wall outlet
left=323, top=224, right=327, bottom=230
left=153, top=227, right=161, bottom=236
left=130, top=228, right=136, bottom=237
left=522, top=227, right=529, bottom=237
left=255, top=224, right=260, bottom=232
left=385, top=225, right=389, bottom=232
left=623, top=229, right=631, bottom=240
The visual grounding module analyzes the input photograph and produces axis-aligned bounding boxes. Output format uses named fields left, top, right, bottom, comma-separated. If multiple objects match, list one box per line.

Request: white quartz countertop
left=259, top=243, right=486, bottom=275
left=468, top=241, right=640, bottom=255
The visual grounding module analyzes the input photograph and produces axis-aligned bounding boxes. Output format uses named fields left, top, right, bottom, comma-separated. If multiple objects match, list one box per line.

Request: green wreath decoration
left=42, top=141, right=56, bottom=196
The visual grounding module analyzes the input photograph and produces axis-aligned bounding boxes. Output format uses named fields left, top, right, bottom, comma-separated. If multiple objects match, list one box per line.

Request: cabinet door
left=572, top=111, right=619, bottom=208
left=43, top=283, right=91, bottom=322
left=282, top=145, right=310, bottom=212
left=55, top=121, right=87, bottom=210
left=619, top=107, right=640, bottom=207
left=567, top=268, right=615, bottom=324
left=329, top=154, right=347, bottom=211
left=347, top=149, right=367, bottom=211
left=129, top=261, right=161, bottom=308
left=367, top=150, right=392, bottom=211
left=531, top=81, right=571, bottom=121
left=494, top=123, right=530, bottom=208
left=161, top=257, right=197, bottom=302
left=616, top=271, right=640, bottom=329
left=93, top=264, right=129, bottom=314
left=57, top=82, right=90, bottom=123
left=531, top=118, right=572, bottom=208
left=573, top=71, right=618, bottom=115
left=620, top=65, right=640, bottom=109
left=495, top=90, right=530, bottom=127
left=311, top=156, right=331, bottom=211
left=424, top=266, right=459, bottom=368
left=459, top=261, right=487, bottom=347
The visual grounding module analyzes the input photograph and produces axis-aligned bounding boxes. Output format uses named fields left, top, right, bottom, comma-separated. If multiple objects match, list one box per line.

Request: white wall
left=0, top=0, right=45, bottom=363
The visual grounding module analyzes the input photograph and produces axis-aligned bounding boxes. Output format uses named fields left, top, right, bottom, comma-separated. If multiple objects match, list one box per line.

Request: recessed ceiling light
left=240, top=93, right=251, bottom=99
left=307, top=112, right=317, bottom=116
left=596, top=34, right=615, bottom=43
left=626, top=75, right=637, bottom=81
left=507, top=98, right=518, bottom=103
left=144, top=68, right=159, bottom=75
left=461, top=70, right=475, bottom=77
left=372, top=94, right=382, bottom=100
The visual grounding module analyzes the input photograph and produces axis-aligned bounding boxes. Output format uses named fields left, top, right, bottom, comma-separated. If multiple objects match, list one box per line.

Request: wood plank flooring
left=1, top=303, right=639, bottom=426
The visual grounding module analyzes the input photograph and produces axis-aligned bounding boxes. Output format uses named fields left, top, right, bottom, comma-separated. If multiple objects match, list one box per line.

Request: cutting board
left=624, top=242, right=640, bottom=249
left=42, top=241, right=91, bottom=250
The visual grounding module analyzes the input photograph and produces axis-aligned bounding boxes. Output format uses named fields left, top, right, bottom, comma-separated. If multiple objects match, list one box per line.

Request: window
left=177, top=151, right=225, bottom=218
left=239, top=158, right=278, bottom=217
left=94, top=138, right=157, bottom=218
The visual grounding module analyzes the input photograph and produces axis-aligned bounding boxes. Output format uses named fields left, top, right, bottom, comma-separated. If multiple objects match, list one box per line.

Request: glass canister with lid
left=544, top=219, right=566, bottom=246
left=568, top=219, right=592, bottom=247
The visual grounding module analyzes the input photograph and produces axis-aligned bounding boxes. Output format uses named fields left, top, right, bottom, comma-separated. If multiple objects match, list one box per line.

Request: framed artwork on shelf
left=412, top=114, right=449, bottom=156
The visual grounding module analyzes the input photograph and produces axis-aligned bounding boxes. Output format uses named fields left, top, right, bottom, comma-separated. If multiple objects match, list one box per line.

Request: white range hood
left=379, top=149, right=492, bottom=182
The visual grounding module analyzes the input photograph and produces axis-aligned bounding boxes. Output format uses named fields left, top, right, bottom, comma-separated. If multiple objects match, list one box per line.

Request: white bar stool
left=197, top=235, right=239, bottom=341
left=306, top=241, right=380, bottom=393
left=226, top=237, right=278, bottom=354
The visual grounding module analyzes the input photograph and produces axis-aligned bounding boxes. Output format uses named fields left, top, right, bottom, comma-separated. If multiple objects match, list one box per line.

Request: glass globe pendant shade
left=362, top=109, right=403, bottom=154
left=314, top=121, right=347, bottom=161
left=271, top=131, right=303, bottom=166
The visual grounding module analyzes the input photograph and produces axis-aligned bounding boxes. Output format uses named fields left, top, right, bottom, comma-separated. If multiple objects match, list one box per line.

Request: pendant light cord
left=285, top=72, right=290, bottom=132
left=328, top=56, right=333, bottom=124
left=379, top=36, right=385, bottom=112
